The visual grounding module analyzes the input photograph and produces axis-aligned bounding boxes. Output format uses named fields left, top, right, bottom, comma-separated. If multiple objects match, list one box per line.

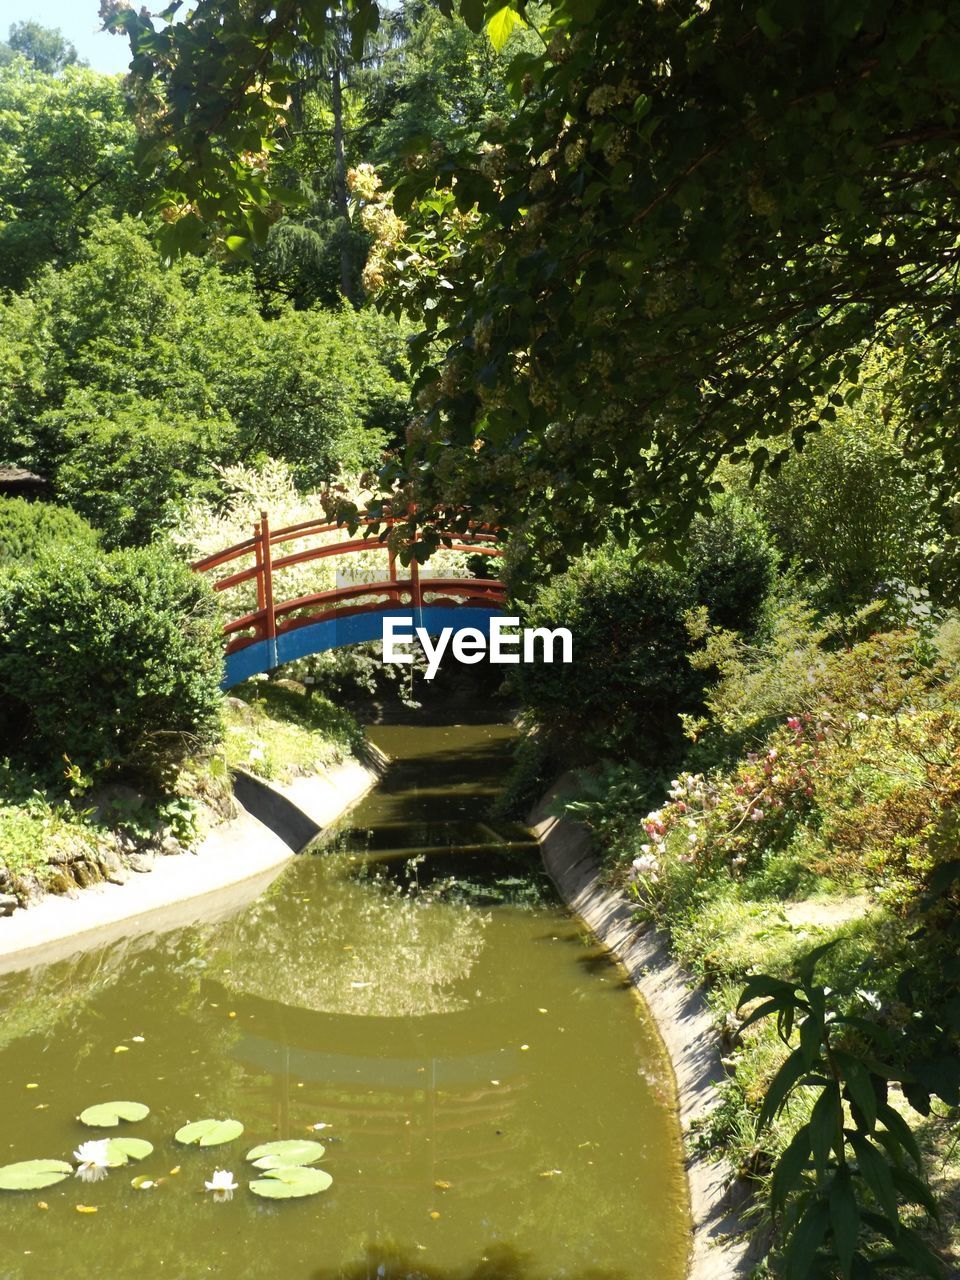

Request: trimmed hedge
left=0, top=496, right=98, bottom=565
left=0, top=543, right=223, bottom=775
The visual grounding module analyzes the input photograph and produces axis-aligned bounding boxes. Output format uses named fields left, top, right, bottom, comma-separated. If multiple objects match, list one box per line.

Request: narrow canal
left=0, top=714, right=690, bottom=1279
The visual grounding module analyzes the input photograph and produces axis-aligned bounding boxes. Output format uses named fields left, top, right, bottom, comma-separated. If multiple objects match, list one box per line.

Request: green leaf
left=79, top=1100, right=150, bottom=1127
left=876, top=1102, right=923, bottom=1169
left=758, top=1049, right=809, bottom=1129
left=810, top=1085, right=842, bottom=1173
left=849, top=1134, right=897, bottom=1221
left=738, top=974, right=795, bottom=1008
left=175, top=1118, right=244, bottom=1147
left=771, top=1124, right=812, bottom=1212
left=890, top=1166, right=939, bottom=1218
left=842, top=1059, right=878, bottom=1133
left=829, top=1167, right=860, bottom=1278
left=245, top=1140, right=326, bottom=1169
left=0, top=1160, right=73, bottom=1191
left=105, top=1138, right=154, bottom=1166
left=249, top=1165, right=333, bottom=1199
left=784, top=1196, right=830, bottom=1279
left=486, top=6, right=525, bottom=52
left=460, top=0, right=485, bottom=32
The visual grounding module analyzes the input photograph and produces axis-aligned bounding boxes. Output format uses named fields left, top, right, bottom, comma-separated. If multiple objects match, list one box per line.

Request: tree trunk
left=330, top=39, right=358, bottom=308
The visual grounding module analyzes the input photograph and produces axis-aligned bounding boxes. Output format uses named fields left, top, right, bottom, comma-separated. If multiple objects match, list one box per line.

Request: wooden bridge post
left=259, top=510, right=278, bottom=668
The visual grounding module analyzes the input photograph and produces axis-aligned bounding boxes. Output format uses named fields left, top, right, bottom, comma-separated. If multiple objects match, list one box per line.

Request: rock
left=70, top=859, right=102, bottom=889
left=0, top=893, right=19, bottom=916
left=223, top=696, right=256, bottom=722
left=128, top=853, right=154, bottom=874
left=0, top=865, right=11, bottom=893
left=159, top=835, right=182, bottom=857
left=96, top=846, right=128, bottom=886
left=272, top=678, right=307, bottom=696
left=44, top=869, right=77, bottom=896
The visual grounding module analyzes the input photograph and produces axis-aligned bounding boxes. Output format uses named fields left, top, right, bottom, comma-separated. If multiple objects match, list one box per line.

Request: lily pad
left=174, top=1119, right=244, bottom=1148
left=249, top=1166, right=333, bottom=1200
left=0, top=1160, right=72, bottom=1191
left=105, top=1138, right=154, bottom=1167
left=245, top=1140, right=326, bottom=1170
left=79, top=1101, right=150, bottom=1128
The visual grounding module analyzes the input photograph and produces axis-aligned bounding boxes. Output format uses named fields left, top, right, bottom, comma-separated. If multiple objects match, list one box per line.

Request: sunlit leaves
left=79, top=1101, right=150, bottom=1128
left=104, top=1138, right=153, bottom=1166
left=0, top=1160, right=72, bottom=1191
left=245, top=1140, right=326, bottom=1169
left=174, top=1119, right=245, bottom=1147
left=742, top=949, right=942, bottom=1278
left=485, top=5, right=526, bottom=50
left=248, top=1165, right=333, bottom=1199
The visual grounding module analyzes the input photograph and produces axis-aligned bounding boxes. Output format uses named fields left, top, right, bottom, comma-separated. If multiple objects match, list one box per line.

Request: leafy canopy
left=107, top=1, right=960, bottom=582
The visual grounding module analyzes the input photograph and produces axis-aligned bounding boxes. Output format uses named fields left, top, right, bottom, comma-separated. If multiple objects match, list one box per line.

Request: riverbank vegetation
left=3, top=3, right=960, bottom=1275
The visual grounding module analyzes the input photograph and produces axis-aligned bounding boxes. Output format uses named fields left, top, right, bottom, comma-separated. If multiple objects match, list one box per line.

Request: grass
left=0, top=678, right=365, bottom=902
left=222, top=678, right=364, bottom=782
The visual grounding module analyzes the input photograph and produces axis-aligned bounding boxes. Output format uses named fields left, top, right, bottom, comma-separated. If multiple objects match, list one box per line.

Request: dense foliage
left=0, top=218, right=410, bottom=535
left=514, top=499, right=778, bottom=763
left=104, top=1, right=960, bottom=593
left=0, top=496, right=98, bottom=565
left=0, top=57, right=142, bottom=290
left=0, top=545, right=223, bottom=776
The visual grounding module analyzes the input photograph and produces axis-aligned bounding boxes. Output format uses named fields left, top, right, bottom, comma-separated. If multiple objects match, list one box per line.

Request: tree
left=7, top=21, right=79, bottom=74
left=0, top=218, right=409, bottom=527
left=104, top=0, right=960, bottom=588
left=0, top=59, right=142, bottom=289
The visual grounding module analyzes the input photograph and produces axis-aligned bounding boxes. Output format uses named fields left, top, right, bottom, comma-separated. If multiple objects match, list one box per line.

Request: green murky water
left=0, top=720, right=689, bottom=1279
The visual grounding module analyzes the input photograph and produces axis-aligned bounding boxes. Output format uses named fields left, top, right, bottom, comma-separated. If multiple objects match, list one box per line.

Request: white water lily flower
left=74, top=1139, right=111, bottom=1183
left=205, top=1169, right=238, bottom=1202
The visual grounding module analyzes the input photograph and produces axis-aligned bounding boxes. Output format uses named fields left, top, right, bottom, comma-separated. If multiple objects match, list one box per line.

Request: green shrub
left=685, top=494, right=778, bottom=633
left=758, top=389, right=934, bottom=611
left=47, top=390, right=233, bottom=548
left=0, top=496, right=98, bottom=565
left=512, top=504, right=778, bottom=766
left=0, top=544, right=223, bottom=775
left=513, top=545, right=699, bottom=764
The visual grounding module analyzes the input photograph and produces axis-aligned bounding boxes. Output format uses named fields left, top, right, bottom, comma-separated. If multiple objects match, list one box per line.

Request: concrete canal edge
left=529, top=776, right=765, bottom=1280
left=0, top=748, right=386, bottom=975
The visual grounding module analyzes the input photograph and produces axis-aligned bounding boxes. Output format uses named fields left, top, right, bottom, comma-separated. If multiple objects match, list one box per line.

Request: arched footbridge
left=192, top=512, right=506, bottom=688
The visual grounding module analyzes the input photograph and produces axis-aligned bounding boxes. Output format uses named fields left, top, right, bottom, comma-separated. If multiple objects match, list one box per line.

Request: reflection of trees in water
left=0, top=929, right=211, bottom=1057
left=306, top=1244, right=635, bottom=1280
left=208, top=859, right=489, bottom=1017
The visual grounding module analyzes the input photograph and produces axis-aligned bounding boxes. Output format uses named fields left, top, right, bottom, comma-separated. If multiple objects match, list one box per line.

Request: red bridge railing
left=192, top=512, right=506, bottom=660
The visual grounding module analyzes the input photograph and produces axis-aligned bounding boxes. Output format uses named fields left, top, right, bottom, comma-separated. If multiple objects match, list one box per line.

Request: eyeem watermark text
left=383, top=616, right=573, bottom=680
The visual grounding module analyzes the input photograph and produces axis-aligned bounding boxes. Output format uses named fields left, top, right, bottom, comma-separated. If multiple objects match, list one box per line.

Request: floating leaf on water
left=246, top=1140, right=326, bottom=1170
left=75, top=1204, right=98, bottom=1214
left=0, top=1161, right=72, bottom=1192
left=434, top=1180, right=453, bottom=1190
left=131, top=1176, right=157, bottom=1191
left=538, top=1169, right=563, bottom=1178
left=79, top=1101, right=150, bottom=1128
left=168, top=1166, right=181, bottom=1176
left=36, top=1201, right=48, bottom=1210
left=25, top=1083, right=38, bottom=1090
left=175, top=1119, right=244, bottom=1147
left=105, top=1138, right=153, bottom=1167
left=248, top=1166, right=333, bottom=1200
left=113, top=1046, right=129, bottom=1054
left=429, top=1210, right=441, bottom=1220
